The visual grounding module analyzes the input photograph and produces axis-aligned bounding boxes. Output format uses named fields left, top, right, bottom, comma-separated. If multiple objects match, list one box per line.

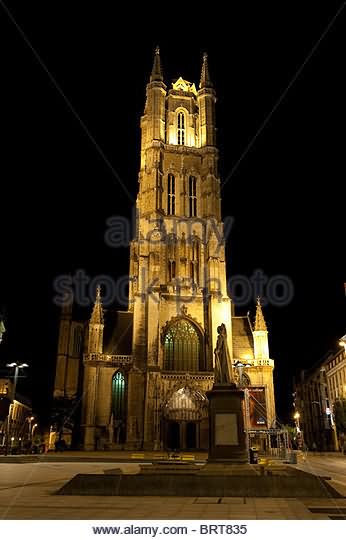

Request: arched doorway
left=186, top=422, right=197, bottom=448
left=163, top=387, right=208, bottom=450
left=167, top=421, right=180, bottom=449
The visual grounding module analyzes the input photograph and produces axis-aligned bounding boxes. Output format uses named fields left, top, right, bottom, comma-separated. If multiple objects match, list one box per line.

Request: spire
left=199, top=52, right=213, bottom=89
left=90, top=285, right=104, bottom=325
left=254, top=297, right=267, bottom=331
left=150, top=46, right=163, bottom=82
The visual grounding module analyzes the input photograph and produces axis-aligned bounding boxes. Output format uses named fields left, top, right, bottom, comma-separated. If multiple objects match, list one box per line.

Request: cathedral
left=53, top=49, right=276, bottom=451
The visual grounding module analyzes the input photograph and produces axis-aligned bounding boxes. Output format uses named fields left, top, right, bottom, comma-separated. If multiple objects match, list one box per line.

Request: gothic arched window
left=167, top=174, right=175, bottom=215
left=177, top=111, right=185, bottom=145
left=188, top=176, right=197, bottom=217
left=163, top=319, right=203, bottom=371
left=112, top=371, right=126, bottom=421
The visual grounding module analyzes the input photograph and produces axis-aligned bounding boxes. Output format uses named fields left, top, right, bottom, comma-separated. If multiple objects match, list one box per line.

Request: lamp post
left=28, top=416, right=35, bottom=442
left=6, top=362, right=28, bottom=400
left=31, top=423, right=38, bottom=440
left=233, top=361, right=252, bottom=460
left=5, top=362, right=28, bottom=455
left=233, top=361, right=252, bottom=387
left=293, top=411, right=303, bottom=450
left=311, top=401, right=324, bottom=450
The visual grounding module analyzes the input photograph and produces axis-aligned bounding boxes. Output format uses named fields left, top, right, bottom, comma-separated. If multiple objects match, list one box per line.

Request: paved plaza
left=0, top=452, right=345, bottom=519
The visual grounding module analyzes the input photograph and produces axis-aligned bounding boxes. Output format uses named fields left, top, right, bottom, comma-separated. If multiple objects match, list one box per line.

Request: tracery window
left=163, top=319, right=202, bottom=371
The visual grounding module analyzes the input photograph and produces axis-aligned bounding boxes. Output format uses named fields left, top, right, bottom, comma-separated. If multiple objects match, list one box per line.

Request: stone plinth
left=57, top=468, right=342, bottom=498
left=207, top=384, right=247, bottom=463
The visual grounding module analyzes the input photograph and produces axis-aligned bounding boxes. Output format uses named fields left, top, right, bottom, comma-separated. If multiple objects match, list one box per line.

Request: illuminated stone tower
left=53, top=49, right=277, bottom=452
left=127, top=48, right=234, bottom=449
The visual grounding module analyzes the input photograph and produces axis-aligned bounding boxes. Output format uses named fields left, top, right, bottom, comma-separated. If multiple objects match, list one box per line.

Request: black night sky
left=0, top=3, right=345, bottom=427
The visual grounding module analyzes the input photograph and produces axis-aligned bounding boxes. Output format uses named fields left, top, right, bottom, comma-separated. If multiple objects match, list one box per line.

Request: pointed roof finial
left=199, top=52, right=213, bottom=89
left=254, top=297, right=267, bottom=331
left=96, top=285, right=101, bottom=302
left=90, top=285, right=104, bottom=325
left=150, top=46, right=163, bottom=82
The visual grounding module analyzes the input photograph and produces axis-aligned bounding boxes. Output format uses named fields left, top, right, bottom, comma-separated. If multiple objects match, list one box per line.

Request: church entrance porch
left=186, top=421, right=197, bottom=448
left=165, top=420, right=198, bottom=450
left=162, top=387, right=208, bottom=450
left=166, top=421, right=180, bottom=450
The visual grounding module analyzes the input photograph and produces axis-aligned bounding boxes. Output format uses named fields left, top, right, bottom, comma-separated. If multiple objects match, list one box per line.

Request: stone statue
left=214, top=323, right=234, bottom=384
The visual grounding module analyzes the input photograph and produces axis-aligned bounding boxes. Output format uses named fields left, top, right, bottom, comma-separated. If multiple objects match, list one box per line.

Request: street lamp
left=6, top=363, right=28, bottom=399
left=311, top=401, right=325, bottom=450
left=28, top=416, right=35, bottom=442
left=5, top=362, right=29, bottom=455
left=233, top=360, right=252, bottom=386
left=233, top=361, right=253, bottom=460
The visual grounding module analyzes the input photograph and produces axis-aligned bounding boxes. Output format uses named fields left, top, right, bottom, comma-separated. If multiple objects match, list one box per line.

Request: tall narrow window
left=112, top=371, right=126, bottom=422
left=167, top=234, right=176, bottom=282
left=188, top=176, right=197, bottom=217
left=177, top=111, right=185, bottom=145
left=167, top=174, right=175, bottom=215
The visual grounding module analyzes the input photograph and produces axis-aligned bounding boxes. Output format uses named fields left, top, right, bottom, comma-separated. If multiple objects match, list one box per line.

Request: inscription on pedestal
left=215, top=413, right=238, bottom=445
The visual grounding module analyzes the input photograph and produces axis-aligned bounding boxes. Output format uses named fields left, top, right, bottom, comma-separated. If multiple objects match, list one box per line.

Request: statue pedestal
left=206, top=384, right=248, bottom=463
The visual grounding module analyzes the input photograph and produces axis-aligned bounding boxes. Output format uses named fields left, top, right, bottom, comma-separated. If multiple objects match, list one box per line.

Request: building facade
left=294, top=361, right=335, bottom=451
left=53, top=50, right=277, bottom=451
left=325, top=343, right=346, bottom=403
left=0, top=378, right=33, bottom=453
left=294, top=340, right=346, bottom=451
left=325, top=342, right=346, bottom=450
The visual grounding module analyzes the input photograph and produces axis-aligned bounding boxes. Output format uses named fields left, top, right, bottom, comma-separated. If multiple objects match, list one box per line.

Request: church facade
left=53, top=50, right=276, bottom=451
